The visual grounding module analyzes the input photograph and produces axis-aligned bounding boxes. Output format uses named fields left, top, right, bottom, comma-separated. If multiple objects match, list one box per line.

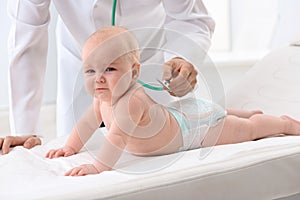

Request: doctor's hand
left=0, top=135, right=41, bottom=155
left=162, top=57, right=198, bottom=97
left=45, top=146, right=76, bottom=158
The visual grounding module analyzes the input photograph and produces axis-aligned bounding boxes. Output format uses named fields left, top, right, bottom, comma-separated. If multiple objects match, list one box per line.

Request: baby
left=46, top=26, right=300, bottom=176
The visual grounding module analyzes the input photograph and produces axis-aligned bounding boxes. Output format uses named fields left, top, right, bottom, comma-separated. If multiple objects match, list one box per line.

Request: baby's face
left=83, top=54, right=136, bottom=102
left=82, top=27, right=140, bottom=102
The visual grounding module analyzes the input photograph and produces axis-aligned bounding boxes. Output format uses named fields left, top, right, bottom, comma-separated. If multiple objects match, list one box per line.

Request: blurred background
left=0, top=0, right=299, bottom=135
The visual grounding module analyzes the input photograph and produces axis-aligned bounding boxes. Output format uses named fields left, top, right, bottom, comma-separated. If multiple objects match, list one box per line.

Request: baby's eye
left=85, top=69, right=95, bottom=74
left=105, top=67, right=116, bottom=72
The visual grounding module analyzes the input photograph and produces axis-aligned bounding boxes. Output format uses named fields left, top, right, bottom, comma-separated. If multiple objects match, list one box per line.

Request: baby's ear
left=132, top=63, right=140, bottom=80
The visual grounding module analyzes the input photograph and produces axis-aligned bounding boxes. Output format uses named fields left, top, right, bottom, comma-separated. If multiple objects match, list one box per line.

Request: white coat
left=7, top=0, right=215, bottom=137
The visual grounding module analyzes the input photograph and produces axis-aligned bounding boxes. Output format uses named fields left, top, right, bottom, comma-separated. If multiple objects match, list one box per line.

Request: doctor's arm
left=161, top=0, right=215, bottom=96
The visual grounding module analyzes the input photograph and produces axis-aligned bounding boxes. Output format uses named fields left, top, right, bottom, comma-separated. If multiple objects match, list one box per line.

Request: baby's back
left=123, top=87, right=183, bottom=156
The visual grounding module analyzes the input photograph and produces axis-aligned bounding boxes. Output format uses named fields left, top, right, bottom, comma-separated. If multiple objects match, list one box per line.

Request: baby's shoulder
left=122, top=87, right=150, bottom=104
left=117, top=93, right=144, bottom=112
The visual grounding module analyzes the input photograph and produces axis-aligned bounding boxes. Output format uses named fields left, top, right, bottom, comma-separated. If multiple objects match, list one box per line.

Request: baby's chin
left=94, top=92, right=111, bottom=101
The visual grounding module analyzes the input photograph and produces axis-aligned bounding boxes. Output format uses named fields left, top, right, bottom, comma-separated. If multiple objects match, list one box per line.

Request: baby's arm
left=46, top=103, right=100, bottom=158
left=65, top=96, right=145, bottom=176
left=65, top=127, right=128, bottom=176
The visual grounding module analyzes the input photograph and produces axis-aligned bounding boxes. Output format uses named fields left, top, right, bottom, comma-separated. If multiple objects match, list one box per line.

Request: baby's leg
left=226, top=108, right=263, bottom=118
left=202, top=114, right=300, bottom=147
left=280, top=115, right=300, bottom=134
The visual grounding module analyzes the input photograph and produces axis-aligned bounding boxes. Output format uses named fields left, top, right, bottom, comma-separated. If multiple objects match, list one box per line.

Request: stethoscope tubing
left=111, top=0, right=165, bottom=91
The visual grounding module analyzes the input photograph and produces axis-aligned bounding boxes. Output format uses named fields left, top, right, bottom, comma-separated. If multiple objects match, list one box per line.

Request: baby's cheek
left=84, top=79, right=95, bottom=96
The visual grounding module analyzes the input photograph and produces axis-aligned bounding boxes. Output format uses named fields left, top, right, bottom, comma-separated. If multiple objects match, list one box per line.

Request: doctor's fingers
left=0, top=138, right=3, bottom=149
left=162, top=60, right=183, bottom=81
left=163, top=58, right=196, bottom=79
left=169, top=75, right=195, bottom=97
left=1, top=136, right=23, bottom=155
left=162, top=64, right=173, bottom=81
left=179, top=66, right=198, bottom=85
left=174, top=70, right=197, bottom=88
left=172, top=64, right=197, bottom=88
left=23, top=136, right=41, bottom=149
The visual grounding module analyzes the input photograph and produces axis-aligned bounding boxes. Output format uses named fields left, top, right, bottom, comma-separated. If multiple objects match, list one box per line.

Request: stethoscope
left=111, top=0, right=171, bottom=92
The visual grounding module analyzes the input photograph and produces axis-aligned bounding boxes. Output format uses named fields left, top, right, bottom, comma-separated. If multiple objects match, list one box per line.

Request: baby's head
left=82, top=26, right=140, bottom=69
left=82, top=26, right=141, bottom=100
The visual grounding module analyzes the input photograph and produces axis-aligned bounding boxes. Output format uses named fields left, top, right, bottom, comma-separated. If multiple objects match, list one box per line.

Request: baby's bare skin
left=46, top=26, right=185, bottom=176
left=46, top=26, right=300, bottom=176
left=96, top=85, right=183, bottom=156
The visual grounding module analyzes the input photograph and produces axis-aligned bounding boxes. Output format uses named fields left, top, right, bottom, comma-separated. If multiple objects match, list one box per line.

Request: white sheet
left=1, top=45, right=300, bottom=200
left=1, top=133, right=300, bottom=200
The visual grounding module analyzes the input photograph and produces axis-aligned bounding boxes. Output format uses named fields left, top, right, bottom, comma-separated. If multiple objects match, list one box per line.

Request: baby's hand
left=65, top=164, right=99, bottom=176
left=45, top=146, right=76, bottom=158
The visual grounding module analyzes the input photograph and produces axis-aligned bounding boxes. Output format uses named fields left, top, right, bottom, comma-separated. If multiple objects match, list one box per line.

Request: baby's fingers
left=54, top=149, right=67, bottom=158
left=64, top=150, right=74, bottom=157
left=45, top=149, right=57, bottom=158
left=64, top=169, right=73, bottom=176
left=77, top=168, right=89, bottom=176
left=46, top=149, right=63, bottom=158
left=65, top=167, right=81, bottom=176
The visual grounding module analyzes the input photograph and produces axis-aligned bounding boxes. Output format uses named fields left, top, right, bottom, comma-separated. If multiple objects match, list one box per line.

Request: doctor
left=1, top=0, right=215, bottom=154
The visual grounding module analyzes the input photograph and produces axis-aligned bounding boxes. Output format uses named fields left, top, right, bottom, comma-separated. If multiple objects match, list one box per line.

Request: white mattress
left=1, top=46, right=300, bottom=200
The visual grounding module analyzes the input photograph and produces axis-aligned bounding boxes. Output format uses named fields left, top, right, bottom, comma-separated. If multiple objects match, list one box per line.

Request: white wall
left=203, top=0, right=231, bottom=51
left=0, top=0, right=58, bottom=108
left=230, top=0, right=278, bottom=52
left=270, top=0, right=300, bottom=48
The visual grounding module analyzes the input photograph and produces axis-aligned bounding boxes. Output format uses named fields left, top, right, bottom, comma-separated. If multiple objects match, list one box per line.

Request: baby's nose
left=96, top=74, right=105, bottom=83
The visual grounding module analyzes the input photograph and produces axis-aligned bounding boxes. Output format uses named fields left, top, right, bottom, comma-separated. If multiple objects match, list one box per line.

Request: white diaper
left=166, top=98, right=227, bottom=151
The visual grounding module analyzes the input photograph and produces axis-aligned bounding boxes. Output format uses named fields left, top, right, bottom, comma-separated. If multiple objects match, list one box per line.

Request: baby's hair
left=86, top=26, right=140, bottom=64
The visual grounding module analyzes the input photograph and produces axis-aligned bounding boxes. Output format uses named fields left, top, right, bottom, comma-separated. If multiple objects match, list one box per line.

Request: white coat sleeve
left=162, top=0, right=215, bottom=63
left=7, top=0, right=51, bottom=136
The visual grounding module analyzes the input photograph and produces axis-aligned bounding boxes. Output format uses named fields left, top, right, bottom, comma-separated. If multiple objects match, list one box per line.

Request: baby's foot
left=280, top=115, right=300, bottom=135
